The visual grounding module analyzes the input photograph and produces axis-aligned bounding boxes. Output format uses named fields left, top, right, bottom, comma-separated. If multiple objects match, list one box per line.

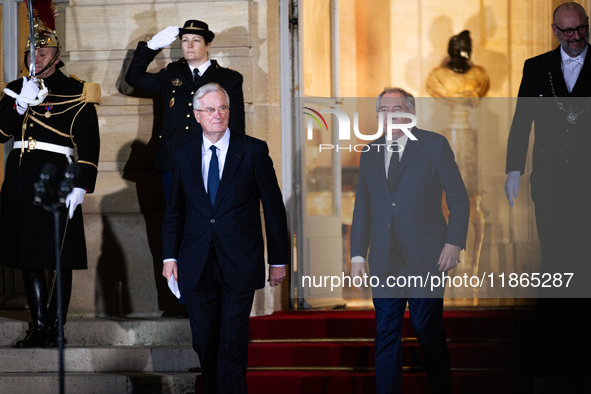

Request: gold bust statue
left=427, top=30, right=489, bottom=105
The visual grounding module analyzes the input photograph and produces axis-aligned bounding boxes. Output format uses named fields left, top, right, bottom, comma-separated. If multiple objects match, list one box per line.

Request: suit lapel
left=212, top=131, right=244, bottom=211
left=199, top=60, right=219, bottom=86
left=187, top=135, right=210, bottom=208
left=548, top=47, right=570, bottom=97
left=571, top=44, right=591, bottom=96
left=392, top=128, right=424, bottom=186
left=372, top=135, right=388, bottom=188
left=179, top=60, right=194, bottom=87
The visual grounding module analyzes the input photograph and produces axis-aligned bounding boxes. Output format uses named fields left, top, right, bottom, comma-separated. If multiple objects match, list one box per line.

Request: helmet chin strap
left=26, top=50, right=60, bottom=77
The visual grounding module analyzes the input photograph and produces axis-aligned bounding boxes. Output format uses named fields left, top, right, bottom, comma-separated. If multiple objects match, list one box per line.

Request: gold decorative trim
left=69, top=74, right=86, bottom=83
left=0, top=128, right=11, bottom=138
left=78, top=160, right=98, bottom=169
left=82, top=83, right=101, bottom=105
left=32, top=95, right=84, bottom=107
left=27, top=115, right=73, bottom=139
left=29, top=101, right=84, bottom=117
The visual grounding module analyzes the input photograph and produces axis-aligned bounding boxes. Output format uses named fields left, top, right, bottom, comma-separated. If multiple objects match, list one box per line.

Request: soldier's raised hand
left=15, top=77, right=40, bottom=115
left=147, top=26, right=180, bottom=50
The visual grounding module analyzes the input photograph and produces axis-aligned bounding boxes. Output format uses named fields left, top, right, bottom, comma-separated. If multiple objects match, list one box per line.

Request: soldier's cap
left=179, top=20, right=215, bottom=43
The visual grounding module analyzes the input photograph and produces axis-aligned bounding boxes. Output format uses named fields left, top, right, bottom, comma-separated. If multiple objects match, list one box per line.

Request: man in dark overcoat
left=504, top=3, right=591, bottom=390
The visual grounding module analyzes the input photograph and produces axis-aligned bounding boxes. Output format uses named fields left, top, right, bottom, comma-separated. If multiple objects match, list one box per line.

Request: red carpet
left=196, top=309, right=535, bottom=393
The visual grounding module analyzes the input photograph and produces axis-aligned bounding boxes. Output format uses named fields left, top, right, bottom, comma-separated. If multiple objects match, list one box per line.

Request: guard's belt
left=14, top=139, right=74, bottom=157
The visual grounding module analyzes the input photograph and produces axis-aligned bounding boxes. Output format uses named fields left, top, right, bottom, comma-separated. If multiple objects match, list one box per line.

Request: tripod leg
left=45, top=269, right=72, bottom=348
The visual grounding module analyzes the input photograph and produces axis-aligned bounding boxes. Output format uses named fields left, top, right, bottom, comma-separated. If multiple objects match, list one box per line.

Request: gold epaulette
left=0, top=81, right=7, bottom=100
left=82, top=82, right=102, bottom=105
left=69, top=74, right=85, bottom=83
left=69, top=74, right=101, bottom=104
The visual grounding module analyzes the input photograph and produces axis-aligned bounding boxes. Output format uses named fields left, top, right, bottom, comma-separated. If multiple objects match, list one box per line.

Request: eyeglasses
left=553, top=23, right=589, bottom=37
left=196, top=105, right=230, bottom=115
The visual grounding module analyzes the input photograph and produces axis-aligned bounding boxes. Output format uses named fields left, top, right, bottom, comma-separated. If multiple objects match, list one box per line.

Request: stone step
left=0, top=317, right=192, bottom=347
left=0, top=346, right=199, bottom=373
left=0, top=372, right=197, bottom=394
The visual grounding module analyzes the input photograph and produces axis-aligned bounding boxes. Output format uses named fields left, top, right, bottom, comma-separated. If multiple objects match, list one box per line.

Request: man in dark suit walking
left=162, top=83, right=289, bottom=394
left=505, top=3, right=591, bottom=390
left=126, top=20, right=245, bottom=316
left=350, top=87, right=469, bottom=394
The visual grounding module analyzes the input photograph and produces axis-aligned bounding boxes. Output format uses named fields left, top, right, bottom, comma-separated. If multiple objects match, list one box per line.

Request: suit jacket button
left=186, top=114, right=190, bottom=118
left=210, top=219, right=215, bottom=223
left=185, top=126, right=189, bottom=130
left=391, top=203, right=396, bottom=206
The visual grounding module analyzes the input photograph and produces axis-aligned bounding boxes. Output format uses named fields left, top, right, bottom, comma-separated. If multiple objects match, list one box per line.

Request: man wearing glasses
left=505, top=2, right=591, bottom=390
left=161, top=83, right=289, bottom=394
left=126, top=20, right=245, bottom=318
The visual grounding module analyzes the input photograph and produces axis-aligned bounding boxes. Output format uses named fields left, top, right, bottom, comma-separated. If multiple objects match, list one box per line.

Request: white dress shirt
left=384, top=134, right=409, bottom=179
left=561, top=46, right=587, bottom=93
left=202, top=128, right=230, bottom=192
left=189, top=59, right=212, bottom=79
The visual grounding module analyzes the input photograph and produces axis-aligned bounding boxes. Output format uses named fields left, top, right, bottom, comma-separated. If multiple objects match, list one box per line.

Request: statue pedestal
left=448, top=103, right=478, bottom=193
left=440, top=100, right=485, bottom=285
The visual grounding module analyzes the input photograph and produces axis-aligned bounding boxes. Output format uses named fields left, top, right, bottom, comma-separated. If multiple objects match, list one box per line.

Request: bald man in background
left=505, top=3, right=591, bottom=391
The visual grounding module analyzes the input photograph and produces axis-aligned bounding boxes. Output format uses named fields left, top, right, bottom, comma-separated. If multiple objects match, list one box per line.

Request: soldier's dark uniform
left=125, top=42, right=245, bottom=172
left=0, top=70, right=100, bottom=347
left=506, top=46, right=591, bottom=277
left=506, top=39, right=591, bottom=388
left=0, top=70, right=100, bottom=270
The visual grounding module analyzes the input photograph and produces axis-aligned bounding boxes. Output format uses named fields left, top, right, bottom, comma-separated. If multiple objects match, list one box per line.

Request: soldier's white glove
left=16, top=77, right=40, bottom=115
left=65, top=187, right=86, bottom=219
left=147, top=26, right=180, bottom=50
left=505, top=171, right=521, bottom=207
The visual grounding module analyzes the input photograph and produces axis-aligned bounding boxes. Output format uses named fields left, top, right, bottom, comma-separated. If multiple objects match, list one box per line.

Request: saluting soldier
left=0, top=1, right=100, bottom=348
left=125, top=20, right=245, bottom=203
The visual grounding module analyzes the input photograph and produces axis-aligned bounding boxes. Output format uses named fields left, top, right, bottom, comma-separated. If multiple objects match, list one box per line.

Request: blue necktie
left=208, top=145, right=219, bottom=206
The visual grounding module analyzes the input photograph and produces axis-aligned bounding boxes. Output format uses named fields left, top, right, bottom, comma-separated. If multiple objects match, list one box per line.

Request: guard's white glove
left=147, top=26, right=180, bottom=50
left=65, top=187, right=86, bottom=219
left=505, top=171, right=521, bottom=207
left=16, top=77, right=40, bottom=115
